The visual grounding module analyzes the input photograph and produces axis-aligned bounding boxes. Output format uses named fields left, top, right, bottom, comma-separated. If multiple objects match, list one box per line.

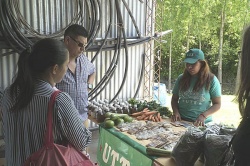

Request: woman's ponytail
left=10, top=46, right=35, bottom=111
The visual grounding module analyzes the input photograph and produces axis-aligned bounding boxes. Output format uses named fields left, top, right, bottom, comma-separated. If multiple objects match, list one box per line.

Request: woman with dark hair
left=171, top=48, right=221, bottom=126
left=232, top=25, right=250, bottom=166
left=1, top=38, right=92, bottom=166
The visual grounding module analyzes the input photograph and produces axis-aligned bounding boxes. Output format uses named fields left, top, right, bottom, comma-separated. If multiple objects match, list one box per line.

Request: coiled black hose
left=85, top=0, right=100, bottom=50
left=0, top=0, right=26, bottom=52
left=88, top=0, right=114, bottom=98
left=0, top=0, right=154, bottom=102
left=121, top=0, right=141, bottom=38
left=108, top=0, right=129, bottom=103
left=133, top=53, right=146, bottom=98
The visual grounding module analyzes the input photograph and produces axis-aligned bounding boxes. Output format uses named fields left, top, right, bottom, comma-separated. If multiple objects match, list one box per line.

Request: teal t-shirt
left=172, top=74, right=221, bottom=123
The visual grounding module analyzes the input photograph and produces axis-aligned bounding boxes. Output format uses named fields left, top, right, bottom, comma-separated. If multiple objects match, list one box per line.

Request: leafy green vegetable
left=128, top=99, right=172, bottom=117
left=128, top=98, right=139, bottom=106
left=157, top=106, right=172, bottom=117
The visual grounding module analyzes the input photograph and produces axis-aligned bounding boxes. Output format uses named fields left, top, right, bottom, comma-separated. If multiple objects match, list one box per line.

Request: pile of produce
left=130, top=108, right=162, bottom=122
left=89, top=98, right=173, bottom=129
left=88, top=99, right=130, bottom=123
left=128, top=98, right=172, bottom=117
left=103, top=112, right=133, bottom=129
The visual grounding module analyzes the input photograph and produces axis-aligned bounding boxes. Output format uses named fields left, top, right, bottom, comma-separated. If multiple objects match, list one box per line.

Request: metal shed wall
left=0, top=0, right=155, bottom=102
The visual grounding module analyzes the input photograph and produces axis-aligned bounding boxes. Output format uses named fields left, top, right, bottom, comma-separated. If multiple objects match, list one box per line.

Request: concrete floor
left=88, top=129, right=99, bottom=163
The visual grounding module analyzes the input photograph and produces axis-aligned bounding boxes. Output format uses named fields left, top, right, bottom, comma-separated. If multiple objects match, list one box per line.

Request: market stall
left=89, top=115, right=201, bottom=166
left=97, top=124, right=154, bottom=166
left=88, top=99, right=235, bottom=166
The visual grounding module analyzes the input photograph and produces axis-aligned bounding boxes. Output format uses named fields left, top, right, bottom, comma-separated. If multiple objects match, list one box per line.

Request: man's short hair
left=64, top=24, right=89, bottom=38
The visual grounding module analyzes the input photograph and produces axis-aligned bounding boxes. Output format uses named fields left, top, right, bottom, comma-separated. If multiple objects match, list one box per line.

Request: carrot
left=148, top=114, right=153, bottom=120
left=154, top=116, right=159, bottom=122
left=131, top=111, right=143, bottom=116
left=159, top=115, right=162, bottom=122
left=155, top=116, right=160, bottom=122
left=157, top=112, right=161, bottom=119
left=144, top=111, right=158, bottom=116
left=140, top=113, right=147, bottom=119
left=142, top=108, right=149, bottom=112
left=136, top=116, right=143, bottom=120
left=151, top=116, right=155, bottom=122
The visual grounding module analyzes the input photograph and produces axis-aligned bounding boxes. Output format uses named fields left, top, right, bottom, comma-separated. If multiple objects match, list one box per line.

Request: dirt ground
left=213, top=95, right=241, bottom=127
left=165, top=94, right=241, bottom=127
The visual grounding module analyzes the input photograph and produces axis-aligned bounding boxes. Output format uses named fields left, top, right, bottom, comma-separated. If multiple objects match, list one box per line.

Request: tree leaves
left=156, top=0, right=250, bottom=88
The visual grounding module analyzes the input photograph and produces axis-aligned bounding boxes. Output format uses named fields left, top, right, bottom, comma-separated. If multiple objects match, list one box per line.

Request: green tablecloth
left=97, top=124, right=155, bottom=166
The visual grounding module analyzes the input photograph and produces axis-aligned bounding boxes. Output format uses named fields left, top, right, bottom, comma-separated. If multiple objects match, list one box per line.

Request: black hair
left=64, top=24, right=89, bottom=38
left=10, top=38, right=68, bottom=111
left=238, top=24, right=250, bottom=118
left=180, top=60, right=214, bottom=92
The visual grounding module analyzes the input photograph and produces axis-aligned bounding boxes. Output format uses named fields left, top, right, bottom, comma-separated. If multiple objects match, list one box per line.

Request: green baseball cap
left=183, top=48, right=205, bottom=64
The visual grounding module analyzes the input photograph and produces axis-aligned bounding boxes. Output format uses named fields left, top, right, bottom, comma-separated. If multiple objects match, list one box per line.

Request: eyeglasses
left=69, top=36, right=87, bottom=48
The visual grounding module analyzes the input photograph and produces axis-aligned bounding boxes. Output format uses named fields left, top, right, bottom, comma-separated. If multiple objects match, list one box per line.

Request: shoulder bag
left=23, top=90, right=94, bottom=166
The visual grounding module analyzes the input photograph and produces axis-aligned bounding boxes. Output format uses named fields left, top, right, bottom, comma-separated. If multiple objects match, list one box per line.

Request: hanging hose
left=12, top=0, right=82, bottom=38
left=86, top=0, right=101, bottom=50
left=109, top=0, right=129, bottom=103
left=90, top=0, right=112, bottom=62
left=0, top=0, right=156, bottom=102
left=0, top=0, right=83, bottom=53
left=89, top=24, right=121, bottom=99
left=121, top=0, right=141, bottom=38
left=89, top=65, right=118, bottom=101
left=85, top=0, right=100, bottom=50
left=0, top=0, right=26, bottom=52
left=89, top=0, right=119, bottom=98
left=87, top=37, right=151, bottom=52
left=133, top=53, right=146, bottom=98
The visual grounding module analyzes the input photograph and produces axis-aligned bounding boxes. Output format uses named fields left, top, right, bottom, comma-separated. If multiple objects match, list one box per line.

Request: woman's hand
left=171, top=94, right=181, bottom=122
left=194, top=114, right=206, bottom=126
left=171, top=112, right=182, bottom=122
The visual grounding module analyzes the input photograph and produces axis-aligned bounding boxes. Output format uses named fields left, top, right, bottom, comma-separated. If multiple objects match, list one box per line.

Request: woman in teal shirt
left=171, top=48, right=221, bottom=126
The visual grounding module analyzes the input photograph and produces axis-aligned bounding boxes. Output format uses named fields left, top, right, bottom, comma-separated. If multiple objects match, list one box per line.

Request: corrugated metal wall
left=1, top=0, right=154, bottom=101
left=0, top=0, right=155, bottom=129
left=0, top=50, right=19, bottom=89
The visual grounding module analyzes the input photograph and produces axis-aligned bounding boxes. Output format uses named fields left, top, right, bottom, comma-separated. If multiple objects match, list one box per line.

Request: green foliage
left=156, top=0, right=250, bottom=93
left=136, top=100, right=161, bottom=112
left=157, top=106, right=172, bottom=117
left=128, top=98, right=140, bottom=106
left=128, top=98, right=172, bottom=116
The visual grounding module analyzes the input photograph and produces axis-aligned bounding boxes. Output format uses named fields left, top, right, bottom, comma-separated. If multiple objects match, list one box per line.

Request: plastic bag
left=219, top=126, right=236, bottom=135
left=218, top=142, right=235, bottom=166
left=171, top=127, right=204, bottom=166
left=204, top=134, right=233, bottom=166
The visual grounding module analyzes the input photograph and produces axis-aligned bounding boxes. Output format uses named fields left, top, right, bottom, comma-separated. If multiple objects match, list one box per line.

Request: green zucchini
left=146, top=147, right=172, bottom=157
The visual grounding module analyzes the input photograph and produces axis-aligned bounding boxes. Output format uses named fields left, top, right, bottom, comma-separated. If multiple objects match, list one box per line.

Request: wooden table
left=89, top=116, right=203, bottom=166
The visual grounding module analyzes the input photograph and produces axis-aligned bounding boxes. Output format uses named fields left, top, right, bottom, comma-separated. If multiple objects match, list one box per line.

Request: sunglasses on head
left=69, top=36, right=87, bottom=48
